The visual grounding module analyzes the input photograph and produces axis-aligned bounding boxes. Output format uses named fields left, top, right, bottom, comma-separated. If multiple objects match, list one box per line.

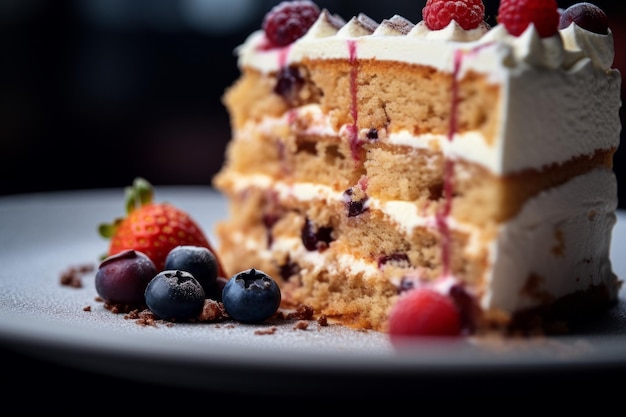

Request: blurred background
left=1, top=0, right=624, bottom=204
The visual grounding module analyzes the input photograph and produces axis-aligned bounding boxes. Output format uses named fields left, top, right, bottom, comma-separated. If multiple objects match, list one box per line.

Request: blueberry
left=145, top=270, right=205, bottom=321
left=95, top=249, right=157, bottom=305
left=222, top=268, right=281, bottom=323
left=164, top=245, right=219, bottom=295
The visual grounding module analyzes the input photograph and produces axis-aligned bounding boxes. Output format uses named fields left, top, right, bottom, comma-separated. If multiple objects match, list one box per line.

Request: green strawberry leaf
left=99, top=177, right=155, bottom=240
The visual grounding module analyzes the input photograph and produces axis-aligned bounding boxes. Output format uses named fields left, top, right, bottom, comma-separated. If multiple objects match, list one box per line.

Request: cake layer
left=215, top=167, right=619, bottom=333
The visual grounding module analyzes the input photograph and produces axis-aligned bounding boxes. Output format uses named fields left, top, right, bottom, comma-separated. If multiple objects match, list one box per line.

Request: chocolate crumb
left=59, top=263, right=95, bottom=288
left=104, top=302, right=146, bottom=315
left=83, top=306, right=91, bottom=312
left=124, top=308, right=148, bottom=320
left=317, top=314, right=328, bottom=326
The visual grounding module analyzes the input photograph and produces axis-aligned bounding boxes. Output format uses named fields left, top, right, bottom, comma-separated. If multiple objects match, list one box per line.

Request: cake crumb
left=293, top=320, right=309, bottom=330
left=277, top=303, right=315, bottom=320
left=83, top=305, right=91, bottom=312
left=197, top=299, right=228, bottom=322
left=131, top=309, right=173, bottom=327
left=255, top=326, right=278, bottom=335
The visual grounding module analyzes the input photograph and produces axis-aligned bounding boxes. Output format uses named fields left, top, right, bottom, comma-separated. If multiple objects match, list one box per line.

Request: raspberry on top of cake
left=213, top=0, right=622, bottom=337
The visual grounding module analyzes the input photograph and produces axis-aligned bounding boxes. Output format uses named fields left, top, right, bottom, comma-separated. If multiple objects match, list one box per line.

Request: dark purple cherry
left=95, top=249, right=156, bottom=305
left=558, top=2, right=609, bottom=35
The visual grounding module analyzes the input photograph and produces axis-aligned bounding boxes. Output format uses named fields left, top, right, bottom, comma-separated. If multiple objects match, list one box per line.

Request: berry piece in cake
left=301, top=218, right=334, bottom=251
left=279, top=257, right=301, bottom=281
left=222, top=268, right=282, bottom=323
left=145, top=270, right=206, bottom=321
left=388, top=288, right=461, bottom=337
left=497, top=0, right=560, bottom=37
left=378, top=253, right=411, bottom=269
left=262, top=0, right=321, bottom=47
left=274, top=66, right=305, bottom=105
left=343, top=188, right=369, bottom=217
left=558, top=2, right=608, bottom=35
left=164, top=245, right=220, bottom=296
left=95, top=249, right=157, bottom=305
left=422, top=0, right=485, bottom=31
left=343, top=177, right=370, bottom=217
left=98, top=177, right=226, bottom=276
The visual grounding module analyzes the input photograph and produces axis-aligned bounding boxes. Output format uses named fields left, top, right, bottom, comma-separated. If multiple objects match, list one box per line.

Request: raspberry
left=422, top=0, right=485, bottom=31
left=388, top=288, right=461, bottom=337
left=262, top=0, right=321, bottom=48
left=497, top=0, right=560, bottom=38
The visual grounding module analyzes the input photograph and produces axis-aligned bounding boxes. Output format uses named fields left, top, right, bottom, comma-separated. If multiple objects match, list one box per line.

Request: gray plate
left=1, top=187, right=625, bottom=394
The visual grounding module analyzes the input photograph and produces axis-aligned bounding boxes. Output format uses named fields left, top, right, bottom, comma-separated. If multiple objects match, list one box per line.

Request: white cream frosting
left=485, top=167, right=618, bottom=311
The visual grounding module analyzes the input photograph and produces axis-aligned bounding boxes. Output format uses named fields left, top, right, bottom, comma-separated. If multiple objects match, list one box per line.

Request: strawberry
left=388, top=287, right=461, bottom=337
left=98, top=177, right=227, bottom=277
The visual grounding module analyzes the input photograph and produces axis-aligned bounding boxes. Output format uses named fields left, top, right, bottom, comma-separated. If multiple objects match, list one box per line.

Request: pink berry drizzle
left=347, top=40, right=363, bottom=163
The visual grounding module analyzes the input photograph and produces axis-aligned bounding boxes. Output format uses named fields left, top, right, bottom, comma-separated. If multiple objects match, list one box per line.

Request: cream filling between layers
left=224, top=173, right=481, bottom=285
left=236, top=102, right=619, bottom=175
left=224, top=168, right=617, bottom=315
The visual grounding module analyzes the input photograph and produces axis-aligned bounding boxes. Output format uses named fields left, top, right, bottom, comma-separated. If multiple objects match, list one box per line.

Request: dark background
left=1, top=0, right=624, bottom=204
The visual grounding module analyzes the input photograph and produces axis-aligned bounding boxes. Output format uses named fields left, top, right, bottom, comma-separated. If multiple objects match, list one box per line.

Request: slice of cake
left=213, top=0, right=622, bottom=336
